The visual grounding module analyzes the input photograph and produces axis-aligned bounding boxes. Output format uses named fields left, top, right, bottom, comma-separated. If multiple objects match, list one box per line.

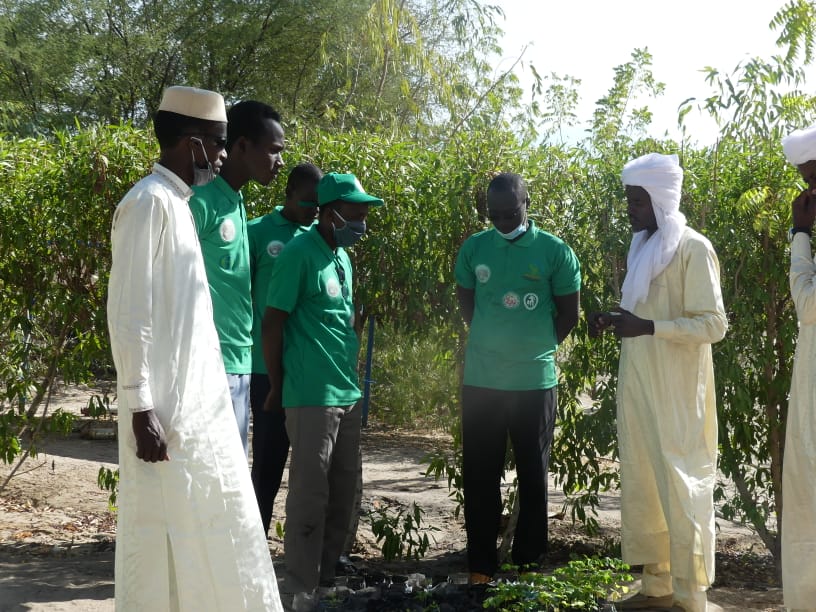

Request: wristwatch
left=789, top=226, right=812, bottom=242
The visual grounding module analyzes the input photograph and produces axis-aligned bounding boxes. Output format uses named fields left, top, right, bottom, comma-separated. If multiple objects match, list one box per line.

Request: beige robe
left=617, top=227, right=727, bottom=588
left=784, top=231, right=816, bottom=610
left=107, top=164, right=282, bottom=611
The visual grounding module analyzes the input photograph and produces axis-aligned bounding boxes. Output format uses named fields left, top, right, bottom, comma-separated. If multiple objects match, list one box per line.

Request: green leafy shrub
left=368, top=502, right=440, bottom=561
left=97, top=466, right=119, bottom=511
left=483, top=556, right=632, bottom=612
left=366, top=322, right=461, bottom=429
left=0, top=124, right=153, bottom=491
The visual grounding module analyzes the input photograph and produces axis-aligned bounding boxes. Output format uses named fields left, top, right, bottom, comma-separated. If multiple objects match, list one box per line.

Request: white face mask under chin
left=189, top=137, right=215, bottom=186
left=497, top=220, right=528, bottom=240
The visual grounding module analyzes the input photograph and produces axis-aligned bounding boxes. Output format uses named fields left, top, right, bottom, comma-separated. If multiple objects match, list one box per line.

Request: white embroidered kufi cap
left=782, top=125, right=816, bottom=166
left=158, top=86, right=227, bottom=122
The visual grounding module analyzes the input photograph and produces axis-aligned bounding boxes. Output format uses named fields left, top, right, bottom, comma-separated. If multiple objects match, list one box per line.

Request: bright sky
left=494, top=0, right=810, bottom=144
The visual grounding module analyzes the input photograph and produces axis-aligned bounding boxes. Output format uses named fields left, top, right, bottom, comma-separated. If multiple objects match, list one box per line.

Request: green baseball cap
left=316, top=172, right=384, bottom=206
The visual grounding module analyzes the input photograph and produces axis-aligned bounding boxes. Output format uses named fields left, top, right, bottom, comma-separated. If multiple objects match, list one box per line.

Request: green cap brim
left=297, top=200, right=318, bottom=207
left=338, top=192, right=384, bottom=206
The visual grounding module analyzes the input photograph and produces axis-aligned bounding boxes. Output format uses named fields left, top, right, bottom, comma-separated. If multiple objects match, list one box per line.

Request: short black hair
left=286, top=163, right=323, bottom=197
left=153, top=110, right=223, bottom=149
left=487, top=172, right=528, bottom=200
left=226, top=101, right=282, bottom=152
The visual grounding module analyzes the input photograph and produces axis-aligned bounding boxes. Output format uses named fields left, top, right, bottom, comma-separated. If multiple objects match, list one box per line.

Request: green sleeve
left=188, top=190, right=213, bottom=236
left=266, top=245, right=304, bottom=314
left=551, top=242, right=582, bottom=296
left=454, top=238, right=476, bottom=289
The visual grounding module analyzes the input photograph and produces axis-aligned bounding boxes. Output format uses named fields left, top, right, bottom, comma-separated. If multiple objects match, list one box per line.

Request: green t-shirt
left=266, top=226, right=361, bottom=408
left=247, top=206, right=313, bottom=374
left=189, top=176, right=252, bottom=374
left=454, top=221, right=581, bottom=391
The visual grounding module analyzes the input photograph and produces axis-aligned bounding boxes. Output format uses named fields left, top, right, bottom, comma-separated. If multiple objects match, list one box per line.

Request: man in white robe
left=781, top=124, right=816, bottom=612
left=589, top=153, right=727, bottom=612
left=107, top=85, right=282, bottom=611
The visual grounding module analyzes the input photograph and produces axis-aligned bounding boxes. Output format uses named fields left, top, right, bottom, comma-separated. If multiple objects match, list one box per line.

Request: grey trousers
left=284, top=403, right=361, bottom=593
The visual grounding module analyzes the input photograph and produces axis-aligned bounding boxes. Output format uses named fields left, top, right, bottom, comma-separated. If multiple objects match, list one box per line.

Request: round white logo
left=219, top=219, right=236, bottom=242
left=266, top=240, right=285, bottom=258
left=326, top=278, right=341, bottom=298
left=523, top=293, right=539, bottom=310
left=502, top=292, right=520, bottom=309
left=475, top=264, right=491, bottom=283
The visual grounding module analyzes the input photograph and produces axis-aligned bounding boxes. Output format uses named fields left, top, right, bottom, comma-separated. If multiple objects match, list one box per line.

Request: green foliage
left=0, top=0, right=518, bottom=139
left=0, top=413, right=22, bottom=464
left=84, top=393, right=115, bottom=419
left=482, top=556, right=632, bottom=612
left=368, top=502, right=440, bottom=561
left=367, top=322, right=461, bottom=429
left=97, top=466, right=119, bottom=511
left=772, top=0, right=816, bottom=66
left=0, top=123, right=153, bottom=487
left=423, top=445, right=465, bottom=519
left=591, top=48, right=665, bottom=145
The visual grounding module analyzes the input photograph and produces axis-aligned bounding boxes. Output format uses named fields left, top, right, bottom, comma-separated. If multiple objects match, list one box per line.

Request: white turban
left=620, top=153, right=687, bottom=311
left=782, top=125, right=816, bottom=166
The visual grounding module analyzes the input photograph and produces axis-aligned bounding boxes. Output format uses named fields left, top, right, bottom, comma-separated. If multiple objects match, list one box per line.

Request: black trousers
left=250, top=372, right=290, bottom=536
left=461, top=385, right=557, bottom=576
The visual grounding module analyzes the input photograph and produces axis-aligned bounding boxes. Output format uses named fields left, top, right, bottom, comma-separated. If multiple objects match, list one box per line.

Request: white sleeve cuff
left=120, top=383, right=154, bottom=413
left=652, top=320, right=675, bottom=339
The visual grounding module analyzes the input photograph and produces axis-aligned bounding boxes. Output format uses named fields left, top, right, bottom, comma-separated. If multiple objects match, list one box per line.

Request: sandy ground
left=0, top=384, right=784, bottom=611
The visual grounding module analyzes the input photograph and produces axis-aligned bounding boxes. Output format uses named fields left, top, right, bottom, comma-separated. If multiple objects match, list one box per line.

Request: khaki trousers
left=283, top=403, right=361, bottom=593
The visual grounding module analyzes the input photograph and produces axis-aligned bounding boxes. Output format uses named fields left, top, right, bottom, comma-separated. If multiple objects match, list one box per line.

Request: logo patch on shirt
left=266, top=240, right=285, bottom=258
left=503, top=291, right=520, bottom=309
left=523, top=264, right=542, bottom=282
left=523, top=293, right=539, bottom=310
left=326, top=278, right=341, bottom=298
left=475, top=264, right=491, bottom=283
left=220, top=219, right=236, bottom=242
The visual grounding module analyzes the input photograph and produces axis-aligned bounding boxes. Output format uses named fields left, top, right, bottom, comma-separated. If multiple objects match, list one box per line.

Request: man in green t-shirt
left=247, top=162, right=322, bottom=536
left=263, top=172, right=383, bottom=611
left=189, top=101, right=285, bottom=456
left=454, top=172, right=581, bottom=584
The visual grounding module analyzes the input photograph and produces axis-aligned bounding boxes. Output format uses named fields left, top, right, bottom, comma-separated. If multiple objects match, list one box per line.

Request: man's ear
left=233, top=135, right=250, bottom=154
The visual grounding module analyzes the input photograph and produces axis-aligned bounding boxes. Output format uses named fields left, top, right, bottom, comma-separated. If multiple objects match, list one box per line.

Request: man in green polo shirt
left=189, top=100, right=285, bottom=456
left=455, top=172, right=581, bottom=584
left=263, top=172, right=383, bottom=611
left=247, top=162, right=322, bottom=536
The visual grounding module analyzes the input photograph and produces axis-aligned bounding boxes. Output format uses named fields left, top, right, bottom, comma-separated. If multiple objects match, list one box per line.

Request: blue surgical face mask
left=189, top=137, right=214, bottom=186
left=497, top=220, right=528, bottom=241
left=332, top=209, right=366, bottom=247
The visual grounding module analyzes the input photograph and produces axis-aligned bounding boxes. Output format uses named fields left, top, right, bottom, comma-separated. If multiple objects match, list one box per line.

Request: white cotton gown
left=616, top=227, right=727, bottom=592
left=784, top=232, right=816, bottom=611
left=107, top=164, right=282, bottom=612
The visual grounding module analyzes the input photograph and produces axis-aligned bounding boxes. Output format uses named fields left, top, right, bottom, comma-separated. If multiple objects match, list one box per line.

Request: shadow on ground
left=0, top=542, right=114, bottom=611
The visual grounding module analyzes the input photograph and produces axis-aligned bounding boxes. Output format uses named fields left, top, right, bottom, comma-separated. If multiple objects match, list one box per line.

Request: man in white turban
left=107, top=86, right=282, bottom=611
left=781, top=124, right=816, bottom=612
left=589, top=153, right=727, bottom=612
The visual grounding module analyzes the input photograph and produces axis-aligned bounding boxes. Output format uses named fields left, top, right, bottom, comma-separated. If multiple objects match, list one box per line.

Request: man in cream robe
left=781, top=125, right=816, bottom=612
left=590, top=153, right=727, bottom=612
left=107, top=86, right=282, bottom=611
